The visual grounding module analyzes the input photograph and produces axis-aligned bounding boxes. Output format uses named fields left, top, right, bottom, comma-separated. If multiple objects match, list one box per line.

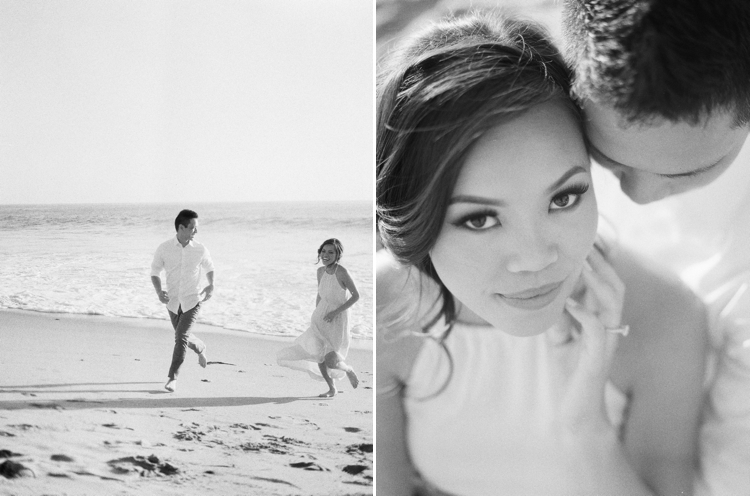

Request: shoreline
left=0, top=308, right=373, bottom=495
left=0, top=308, right=373, bottom=351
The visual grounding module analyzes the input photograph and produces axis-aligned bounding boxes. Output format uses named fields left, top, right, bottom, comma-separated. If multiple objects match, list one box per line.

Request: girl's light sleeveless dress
left=403, top=323, right=629, bottom=496
left=277, top=266, right=350, bottom=381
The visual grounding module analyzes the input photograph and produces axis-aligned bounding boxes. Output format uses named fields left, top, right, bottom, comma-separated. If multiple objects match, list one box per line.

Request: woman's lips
left=498, top=281, right=565, bottom=310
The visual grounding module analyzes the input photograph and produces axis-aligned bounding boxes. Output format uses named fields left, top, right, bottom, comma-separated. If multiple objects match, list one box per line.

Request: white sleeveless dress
left=403, top=323, right=629, bottom=496
left=277, top=267, right=350, bottom=381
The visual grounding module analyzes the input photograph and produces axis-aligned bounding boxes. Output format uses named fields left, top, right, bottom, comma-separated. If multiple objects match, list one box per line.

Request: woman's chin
left=484, top=300, right=566, bottom=337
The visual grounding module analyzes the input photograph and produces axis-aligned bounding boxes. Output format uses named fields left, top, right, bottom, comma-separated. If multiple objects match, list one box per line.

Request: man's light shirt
left=151, top=237, right=214, bottom=314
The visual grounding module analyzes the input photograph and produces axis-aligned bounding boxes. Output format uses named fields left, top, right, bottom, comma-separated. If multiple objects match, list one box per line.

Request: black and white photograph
left=376, top=1, right=750, bottom=495
left=0, top=1, right=373, bottom=494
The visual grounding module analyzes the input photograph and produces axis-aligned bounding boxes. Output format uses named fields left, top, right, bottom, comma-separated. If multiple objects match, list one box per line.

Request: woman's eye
left=550, top=184, right=589, bottom=211
left=550, top=193, right=579, bottom=210
left=462, top=215, right=499, bottom=230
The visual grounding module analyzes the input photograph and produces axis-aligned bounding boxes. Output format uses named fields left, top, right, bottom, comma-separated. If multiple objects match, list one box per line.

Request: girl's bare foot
left=165, top=379, right=177, bottom=392
left=319, top=388, right=337, bottom=398
left=346, top=370, right=359, bottom=389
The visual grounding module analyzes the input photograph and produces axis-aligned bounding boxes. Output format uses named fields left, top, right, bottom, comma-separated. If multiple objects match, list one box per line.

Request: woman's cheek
left=431, top=228, right=494, bottom=292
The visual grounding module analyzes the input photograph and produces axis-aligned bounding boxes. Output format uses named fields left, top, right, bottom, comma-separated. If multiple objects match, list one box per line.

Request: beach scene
left=0, top=1, right=373, bottom=495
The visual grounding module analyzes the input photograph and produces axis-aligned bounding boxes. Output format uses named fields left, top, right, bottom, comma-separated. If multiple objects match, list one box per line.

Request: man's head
left=175, top=209, right=199, bottom=245
left=563, top=0, right=750, bottom=203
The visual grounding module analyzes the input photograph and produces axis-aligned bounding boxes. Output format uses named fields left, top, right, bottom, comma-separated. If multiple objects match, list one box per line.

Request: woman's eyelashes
left=549, top=183, right=589, bottom=211
left=450, top=182, right=591, bottom=231
left=454, top=209, right=500, bottom=231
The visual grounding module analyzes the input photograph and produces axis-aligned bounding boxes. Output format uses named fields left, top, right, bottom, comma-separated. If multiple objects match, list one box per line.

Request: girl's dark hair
left=377, top=10, right=579, bottom=331
left=317, top=238, right=344, bottom=264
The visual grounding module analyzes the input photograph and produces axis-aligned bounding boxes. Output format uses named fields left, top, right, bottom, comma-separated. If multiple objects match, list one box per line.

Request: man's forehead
left=582, top=100, right=748, bottom=175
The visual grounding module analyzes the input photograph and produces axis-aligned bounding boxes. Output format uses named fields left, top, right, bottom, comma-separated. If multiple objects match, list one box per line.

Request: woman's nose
left=505, top=230, right=558, bottom=273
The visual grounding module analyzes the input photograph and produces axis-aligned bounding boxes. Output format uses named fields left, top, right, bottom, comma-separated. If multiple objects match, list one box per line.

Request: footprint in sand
left=346, top=443, right=373, bottom=454
left=0, top=460, right=35, bottom=478
left=344, top=427, right=362, bottom=433
left=230, top=423, right=261, bottom=431
left=343, top=464, right=369, bottom=475
left=102, top=423, right=134, bottom=431
left=289, top=461, right=329, bottom=472
left=107, top=455, right=179, bottom=476
left=50, top=454, right=75, bottom=462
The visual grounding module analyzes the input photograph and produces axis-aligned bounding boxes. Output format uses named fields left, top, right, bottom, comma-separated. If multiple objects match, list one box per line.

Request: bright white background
left=0, top=0, right=373, bottom=204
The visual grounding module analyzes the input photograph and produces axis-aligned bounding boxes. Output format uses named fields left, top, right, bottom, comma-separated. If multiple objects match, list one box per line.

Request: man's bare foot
left=165, top=379, right=177, bottom=392
left=318, top=388, right=337, bottom=398
left=346, top=370, right=359, bottom=389
left=198, top=351, right=207, bottom=368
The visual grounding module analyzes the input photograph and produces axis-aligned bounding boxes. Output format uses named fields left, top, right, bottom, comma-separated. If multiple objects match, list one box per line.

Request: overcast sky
left=0, top=0, right=373, bottom=204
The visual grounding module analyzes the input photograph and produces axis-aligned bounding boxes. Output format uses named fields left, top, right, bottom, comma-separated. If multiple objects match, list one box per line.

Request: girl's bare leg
left=339, top=361, right=360, bottom=389
left=318, top=362, right=337, bottom=397
left=325, top=351, right=359, bottom=389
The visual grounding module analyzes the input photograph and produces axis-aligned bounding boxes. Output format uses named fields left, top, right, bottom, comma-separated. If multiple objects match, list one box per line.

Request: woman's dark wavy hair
left=377, top=10, right=581, bottom=332
left=317, top=238, right=344, bottom=264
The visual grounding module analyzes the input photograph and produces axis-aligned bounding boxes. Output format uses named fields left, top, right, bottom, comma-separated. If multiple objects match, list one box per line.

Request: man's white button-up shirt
left=151, top=237, right=215, bottom=314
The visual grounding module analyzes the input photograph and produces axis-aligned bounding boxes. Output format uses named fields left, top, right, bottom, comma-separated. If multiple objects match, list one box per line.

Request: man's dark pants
left=167, top=304, right=205, bottom=379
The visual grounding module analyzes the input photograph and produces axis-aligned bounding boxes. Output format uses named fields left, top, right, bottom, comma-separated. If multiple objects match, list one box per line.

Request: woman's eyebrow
left=544, top=165, right=588, bottom=193
left=449, top=166, right=588, bottom=206
left=448, top=195, right=506, bottom=207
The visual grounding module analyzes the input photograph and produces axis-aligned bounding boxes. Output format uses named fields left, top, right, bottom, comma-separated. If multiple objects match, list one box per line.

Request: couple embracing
left=377, top=2, right=750, bottom=495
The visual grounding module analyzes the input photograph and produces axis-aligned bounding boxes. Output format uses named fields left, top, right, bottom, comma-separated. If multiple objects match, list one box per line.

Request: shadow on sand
left=0, top=396, right=315, bottom=411
left=0, top=381, right=316, bottom=410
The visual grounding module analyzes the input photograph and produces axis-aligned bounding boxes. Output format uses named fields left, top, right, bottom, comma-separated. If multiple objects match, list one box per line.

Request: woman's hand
left=324, top=310, right=339, bottom=323
left=556, top=248, right=626, bottom=435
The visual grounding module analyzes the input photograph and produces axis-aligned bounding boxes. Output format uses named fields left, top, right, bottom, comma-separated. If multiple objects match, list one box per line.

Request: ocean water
left=0, top=202, right=373, bottom=339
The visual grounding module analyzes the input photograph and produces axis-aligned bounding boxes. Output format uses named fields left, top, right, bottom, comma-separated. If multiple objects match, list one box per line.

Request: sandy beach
left=0, top=309, right=373, bottom=495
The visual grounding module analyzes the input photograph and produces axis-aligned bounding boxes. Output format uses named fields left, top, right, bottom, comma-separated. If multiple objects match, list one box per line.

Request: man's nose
left=619, top=171, right=672, bottom=204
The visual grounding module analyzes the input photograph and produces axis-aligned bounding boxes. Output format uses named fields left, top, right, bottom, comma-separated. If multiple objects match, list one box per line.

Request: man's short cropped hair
left=563, top=0, right=750, bottom=126
left=174, top=209, right=198, bottom=232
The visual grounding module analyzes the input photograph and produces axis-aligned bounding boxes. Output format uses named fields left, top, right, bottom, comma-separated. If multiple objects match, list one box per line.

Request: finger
left=565, top=299, right=609, bottom=361
left=567, top=298, right=619, bottom=365
left=565, top=298, right=602, bottom=332
left=581, top=268, right=618, bottom=308
left=581, top=267, right=623, bottom=329
left=586, top=249, right=624, bottom=294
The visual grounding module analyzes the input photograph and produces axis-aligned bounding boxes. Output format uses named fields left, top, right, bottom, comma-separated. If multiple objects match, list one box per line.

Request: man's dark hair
left=563, top=0, right=750, bottom=126
left=174, top=209, right=198, bottom=232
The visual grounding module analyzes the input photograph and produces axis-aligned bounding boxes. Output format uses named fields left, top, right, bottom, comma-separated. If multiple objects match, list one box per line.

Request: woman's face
left=430, top=100, right=598, bottom=336
left=320, top=244, right=339, bottom=266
